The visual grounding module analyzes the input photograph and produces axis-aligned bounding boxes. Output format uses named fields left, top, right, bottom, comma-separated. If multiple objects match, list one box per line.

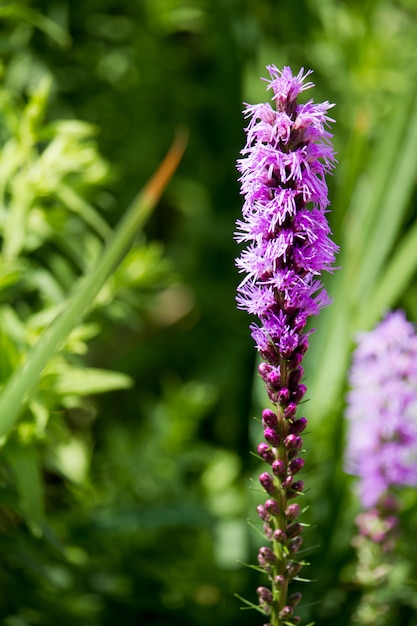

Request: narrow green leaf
left=345, top=86, right=416, bottom=266
left=53, top=366, right=133, bottom=396
left=362, top=218, right=417, bottom=328
left=56, top=185, right=111, bottom=240
left=234, top=593, right=265, bottom=614
left=5, top=441, right=44, bottom=536
left=0, top=130, right=188, bottom=440
left=0, top=4, right=71, bottom=47
left=354, top=89, right=417, bottom=300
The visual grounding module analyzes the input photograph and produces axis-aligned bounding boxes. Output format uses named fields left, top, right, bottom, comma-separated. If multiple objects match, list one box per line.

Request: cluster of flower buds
left=256, top=407, right=307, bottom=624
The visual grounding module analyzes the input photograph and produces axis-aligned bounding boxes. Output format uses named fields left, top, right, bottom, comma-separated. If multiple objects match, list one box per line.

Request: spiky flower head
left=236, top=66, right=337, bottom=361
left=345, top=310, right=417, bottom=509
left=235, top=65, right=338, bottom=625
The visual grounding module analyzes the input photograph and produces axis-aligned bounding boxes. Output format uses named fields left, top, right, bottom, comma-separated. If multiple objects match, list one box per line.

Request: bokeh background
left=1, top=1, right=417, bottom=624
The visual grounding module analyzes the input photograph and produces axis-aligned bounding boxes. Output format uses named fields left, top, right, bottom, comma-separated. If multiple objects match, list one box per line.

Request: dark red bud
left=257, top=586, right=273, bottom=604
left=287, top=522, right=302, bottom=538
left=288, top=536, right=303, bottom=554
left=258, top=546, right=277, bottom=564
left=257, top=442, right=275, bottom=464
left=285, top=503, right=300, bottom=520
left=279, top=606, right=293, bottom=619
left=284, top=434, right=302, bottom=450
left=259, top=472, right=276, bottom=495
left=292, top=384, right=307, bottom=403
left=288, top=591, right=302, bottom=608
left=264, top=427, right=280, bottom=447
left=257, top=504, right=269, bottom=521
left=277, top=387, right=290, bottom=404
left=267, top=370, right=281, bottom=388
left=284, top=402, right=297, bottom=419
left=265, top=498, right=280, bottom=516
left=274, top=575, right=285, bottom=588
left=289, top=457, right=304, bottom=474
left=290, top=417, right=308, bottom=434
left=272, top=459, right=286, bottom=477
left=258, top=362, right=272, bottom=380
left=262, top=409, right=278, bottom=429
left=273, top=528, right=287, bottom=543
left=289, top=367, right=304, bottom=387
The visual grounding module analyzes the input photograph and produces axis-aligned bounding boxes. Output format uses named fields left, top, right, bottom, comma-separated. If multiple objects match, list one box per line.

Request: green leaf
left=353, top=88, right=417, bottom=303
left=5, top=440, right=44, bottom=536
left=56, top=185, right=111, bottom=240
left=0, top=129, right=187, bottom=440
left=52, top=366, right=133, bottom=396
left=0, top=4, right=71, bottom=47
left=365, top=218, right=417, bottom=328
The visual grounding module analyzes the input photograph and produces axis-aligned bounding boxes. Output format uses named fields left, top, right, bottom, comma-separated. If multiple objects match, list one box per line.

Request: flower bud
left=272, top=459, right=286, bottom=477
left=258, top=546, right=277, bottom=564
left=290, top=417, right=308, bottom=434
left=286, top=560, right=302, bottom=578
left=273, top=528, right=287, bottom=543
left=292, top=383, right=307, bottom=403
left=259, top=472, right=276, bottom=495
left=262, top=409, right=278, bottom=430
left=277, top=387, right=290, bottom=404
left=289, top=367, right=304, bottom=387
left=264, top=427, right=280, bottom=447
left=289, top=457, right=304, bottom=474
left=265, top=498, right=280, bottom=516
left=288, top=352, right=303, bottom=369
left=267, top=369, right=281, bottom=389
left=257, top=442, right=275, bottom=464
left=284, top=402, right=297, bottom=419
left=291, top=480, right=304, bottom=493
left=287, top=480, right=304, bottom=498
left=279, top=605, right=293, bottom=619
left=258, top=362, right=272, bottom=381
left=284, top=434, right=302, bottom=450
left=257, top=586, right=273, bottom=604
left=288, top=536, right=303, bottom=554
left=273, top=574, right=285, bottom=588
left=257, top=504, right=269, bottom=522
left=288, top=591, right=302, bottom=608
left=285, top=503, right=300, bottom=520
left=287, top=522, right=302, bottom=538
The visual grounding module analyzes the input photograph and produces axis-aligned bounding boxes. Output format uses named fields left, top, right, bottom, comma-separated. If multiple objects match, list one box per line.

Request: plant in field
left=235, top=65, right=338, bottom=625
left=345, top=310, right=417, bottom=625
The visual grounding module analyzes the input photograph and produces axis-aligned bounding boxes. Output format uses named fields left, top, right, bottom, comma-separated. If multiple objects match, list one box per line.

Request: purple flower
left=236, top=67, right=337, bottom=351
left=235, top=65, right=337, bottom=623
left=345, top=310, right=417, bottom=508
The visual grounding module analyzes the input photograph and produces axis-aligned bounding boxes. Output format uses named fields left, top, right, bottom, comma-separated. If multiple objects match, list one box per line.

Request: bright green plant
left=0, top=56, right=186, bottom=538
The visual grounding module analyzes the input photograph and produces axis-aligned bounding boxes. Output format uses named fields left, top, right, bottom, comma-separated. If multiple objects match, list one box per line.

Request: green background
left=1, top=1, right=417, bottom=625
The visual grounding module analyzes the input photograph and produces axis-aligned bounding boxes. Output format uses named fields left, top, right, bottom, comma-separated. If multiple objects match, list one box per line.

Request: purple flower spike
left=345, top=312, right=417, bottom=609
left=345, top=311, right=417, bottom=508
left=236, top=65, right=337, bottom=623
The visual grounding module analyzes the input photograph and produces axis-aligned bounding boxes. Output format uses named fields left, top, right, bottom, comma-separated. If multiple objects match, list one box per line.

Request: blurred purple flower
left=235, top=65, right=337, bottom=623
left=345, top=310, right=417, bottom=508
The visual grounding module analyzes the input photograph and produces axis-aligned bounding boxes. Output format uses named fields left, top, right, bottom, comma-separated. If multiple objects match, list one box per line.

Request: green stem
left=272, top=405, right=290, bottom=626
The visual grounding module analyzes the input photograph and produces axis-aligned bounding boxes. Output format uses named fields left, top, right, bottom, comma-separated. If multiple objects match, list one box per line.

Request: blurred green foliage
left=0, top=0, right=417, bottom=625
